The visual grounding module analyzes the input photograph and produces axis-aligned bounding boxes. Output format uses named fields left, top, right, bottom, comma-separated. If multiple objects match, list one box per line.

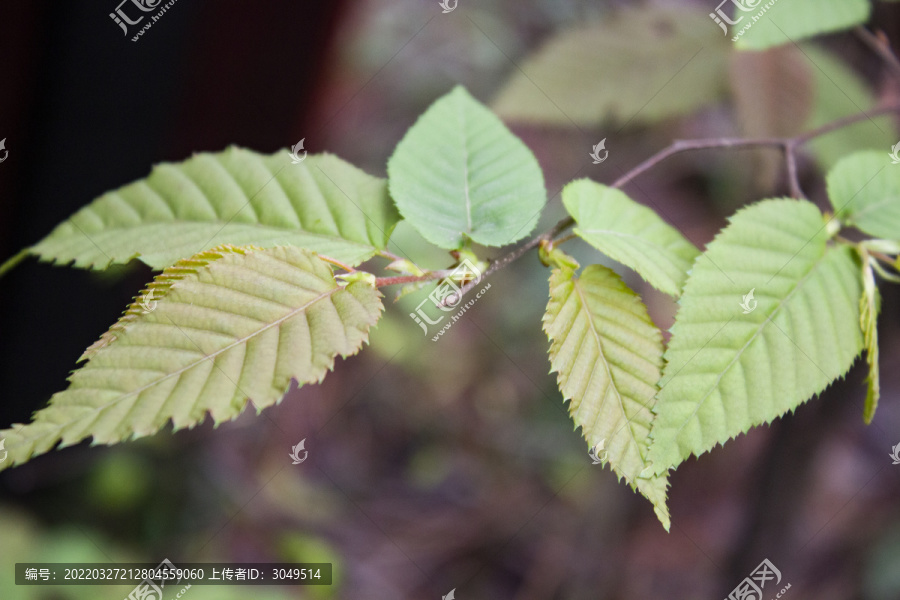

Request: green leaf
left=14, top=149, right=400, bottom=272
left=387, top=86, right=546, bottom=250
left=562, top=179, right=700, bottom=297
left=0, top=245, right=383, bottom=471
left=648, top=199, right=864, bottom=473
left=860, top=255, right=881, bottom=424
left=543, top=254, right=670, bottom=529
left=827, top=151, right=900, bottom=240
left=732, top=0, right=870, bottom=50
left=492, top=7, right=729, bottom=127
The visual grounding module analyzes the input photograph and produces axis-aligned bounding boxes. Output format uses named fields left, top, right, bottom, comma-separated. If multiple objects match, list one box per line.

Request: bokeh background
left=1, top=0, right=900, bottom=598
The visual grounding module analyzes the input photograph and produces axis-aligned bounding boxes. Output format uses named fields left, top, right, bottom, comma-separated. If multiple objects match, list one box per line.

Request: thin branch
left=552, top=232, right=579, bottom=246
left=784, top=147, right=803, bottom=199
left=855, top=26, right=900, bottom=82
left=375, top=271, right=448, bottom=288
left=609, top=103, right=900, bottom=197
left=793, top=102, right=900, bottom=144
left=611, top=137, right=787, bottom=189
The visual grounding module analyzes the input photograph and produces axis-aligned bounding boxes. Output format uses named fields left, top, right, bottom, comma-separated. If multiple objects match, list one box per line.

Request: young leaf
left=543, top=250, right=670, bottom=530
left=827, top=151, right=900, bottom=240
left=733, top=0, right=870, bottom=50
left=7, top=149, right=400, bottom=273
left=387, top=86, right=546, bottom=250
left=562, top=179, right=700, bottom=297
left=0, top=246, right=383, bottom=471
left=648, top=200, right=864, bottom=473
left=492, top=7, right=729, bottom=126
left=860, top=255, right=881, bottom=424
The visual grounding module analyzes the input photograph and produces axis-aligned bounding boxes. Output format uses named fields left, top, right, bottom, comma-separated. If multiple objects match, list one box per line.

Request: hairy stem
left=375, top=271, right=449, bottom=288
left=318, top=255, right=356, bottom=273
left=377, top=249, right=405, bottom=262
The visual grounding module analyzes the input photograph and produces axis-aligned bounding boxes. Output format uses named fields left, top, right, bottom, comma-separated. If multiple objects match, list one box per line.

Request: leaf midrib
left=571, top=274, right=645, bottom=470
left=52, top=219, right=378, bottom=251
left=846, top=197, right=894, bottom=223
left=25, top=283, right=343, bottom=440
left=661, top=247, right=827, bottom=451
left=456, top=95, right=474, bottom=236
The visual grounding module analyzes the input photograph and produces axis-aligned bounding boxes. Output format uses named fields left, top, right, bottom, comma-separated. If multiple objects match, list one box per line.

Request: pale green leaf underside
left=562, top=179, right=700, bottom=297
left=648, top=200, right=864, bottom=473
left=544, top=263, right=670, bottom=529
left=0, top=246, right=383, bottom=471
left=827, top=151, right=900, bottom=240
left=861, top=260, right=881, bottom=424
left=387, top=86, right=546, bottom=249
left=733, top=0, right=870, bottom=50
left=24, top=149, right=401, bottom=270
left=492, top=7, right=729, bottom=126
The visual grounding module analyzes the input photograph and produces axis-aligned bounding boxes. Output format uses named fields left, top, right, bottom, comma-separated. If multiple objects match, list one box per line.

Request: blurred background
left=1, top=0, right=900, bottom=598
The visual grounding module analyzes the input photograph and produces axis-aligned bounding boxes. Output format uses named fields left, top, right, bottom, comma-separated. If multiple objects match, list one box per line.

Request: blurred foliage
left=2, top=0, right=900, bottom=598
left=733, top=0, right=870, bottom=50
left=492, top=6, right=729, bottom=126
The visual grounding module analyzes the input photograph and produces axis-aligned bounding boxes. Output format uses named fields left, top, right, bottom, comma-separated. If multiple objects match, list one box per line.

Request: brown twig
left=855, top=26, right=900, bottom=82
left=784, top=146, right=803, bottom=199
left=610, top=137, right=787, bottom=189
left=318, top=254, right=356, bottom=272
left=793, top=103, right=900, bottom=144
left=374, top=271, right=448, bottom=288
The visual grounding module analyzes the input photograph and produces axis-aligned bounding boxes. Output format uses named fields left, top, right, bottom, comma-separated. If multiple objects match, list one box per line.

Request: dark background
left=1, top=1, right=899, bottom=598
